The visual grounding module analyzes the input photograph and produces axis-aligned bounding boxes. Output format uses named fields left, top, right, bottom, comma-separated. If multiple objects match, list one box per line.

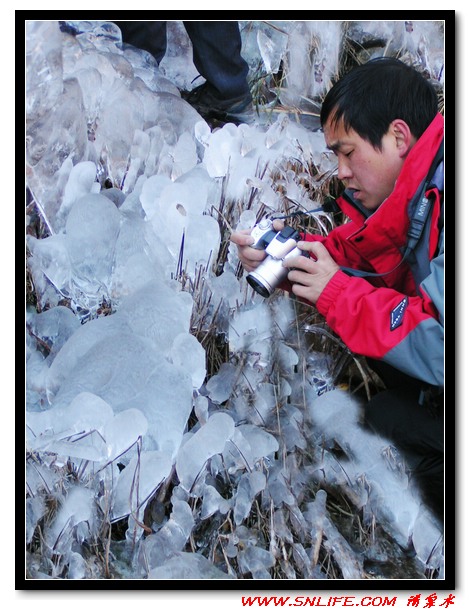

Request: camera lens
left=246, top=273, right=273, bottom=298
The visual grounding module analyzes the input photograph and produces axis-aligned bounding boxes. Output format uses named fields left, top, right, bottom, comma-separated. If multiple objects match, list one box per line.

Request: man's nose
left=337, top=158, right=353, bottom=181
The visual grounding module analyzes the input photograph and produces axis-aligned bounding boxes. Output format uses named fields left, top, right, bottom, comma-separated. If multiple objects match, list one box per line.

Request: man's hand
left=283, top=241, right=339, bottom=304
left=230, top=219, right=284, bottom=272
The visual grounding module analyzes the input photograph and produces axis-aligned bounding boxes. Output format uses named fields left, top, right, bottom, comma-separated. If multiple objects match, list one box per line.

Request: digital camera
left=246, top=218, right=306, bottom=298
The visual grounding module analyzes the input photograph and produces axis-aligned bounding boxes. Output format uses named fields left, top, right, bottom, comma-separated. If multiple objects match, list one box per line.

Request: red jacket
left=299, top=113, right=444, bottom=387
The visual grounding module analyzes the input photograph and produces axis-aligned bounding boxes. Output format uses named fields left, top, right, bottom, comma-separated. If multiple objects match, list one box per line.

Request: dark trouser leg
left=364, top=386, right=444, bottom=522
left=182, top=21, right=250, bottom=99
left=115, top=21, right=167, bottom=65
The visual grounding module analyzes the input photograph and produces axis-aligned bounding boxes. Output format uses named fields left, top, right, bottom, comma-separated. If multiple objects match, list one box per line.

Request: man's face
left=323, top=116, right=407, bottom=211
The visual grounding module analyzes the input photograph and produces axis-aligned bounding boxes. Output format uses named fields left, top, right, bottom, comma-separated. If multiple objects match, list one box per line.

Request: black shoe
left=182, top=82, right=254, bottom=123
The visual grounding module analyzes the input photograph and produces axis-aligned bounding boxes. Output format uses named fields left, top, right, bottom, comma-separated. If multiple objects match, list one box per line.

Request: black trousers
left=364, top=360, right=444, bottom=522
left=115, top=21, right=250, bottom=99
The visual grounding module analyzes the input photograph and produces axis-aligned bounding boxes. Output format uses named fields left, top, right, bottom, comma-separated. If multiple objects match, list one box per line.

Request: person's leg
left=115, top=21, right=167, bottom=65
left=182, top=21, right=251, bottom=100
left=364, top=386, right=444, bottom=521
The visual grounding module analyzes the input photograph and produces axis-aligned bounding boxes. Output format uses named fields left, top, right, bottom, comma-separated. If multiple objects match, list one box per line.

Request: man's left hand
left=283, top=241, right=340, bottom=304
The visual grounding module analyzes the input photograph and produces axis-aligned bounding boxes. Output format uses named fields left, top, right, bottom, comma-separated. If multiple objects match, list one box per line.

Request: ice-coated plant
left=25, top=19, right=445, bottom=581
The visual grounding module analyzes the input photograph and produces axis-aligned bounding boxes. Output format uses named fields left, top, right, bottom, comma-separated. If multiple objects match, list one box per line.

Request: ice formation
left=25, top=19, right=445, bottom=581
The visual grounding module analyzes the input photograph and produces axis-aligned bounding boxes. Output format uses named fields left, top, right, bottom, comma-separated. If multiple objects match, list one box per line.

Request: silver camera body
left=246, top=218, right=304, bottom=298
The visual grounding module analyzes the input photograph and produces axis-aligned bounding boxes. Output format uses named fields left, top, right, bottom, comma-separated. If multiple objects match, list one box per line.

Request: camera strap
left=270, top=206, right=326, bottom=221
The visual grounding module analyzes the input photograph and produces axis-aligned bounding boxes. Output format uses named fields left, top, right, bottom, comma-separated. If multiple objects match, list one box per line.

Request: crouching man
left=231, top=58, right=445, bottom=521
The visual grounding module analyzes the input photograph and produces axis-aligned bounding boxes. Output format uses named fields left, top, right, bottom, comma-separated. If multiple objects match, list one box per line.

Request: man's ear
left=390, top=119, right=415, bottom=157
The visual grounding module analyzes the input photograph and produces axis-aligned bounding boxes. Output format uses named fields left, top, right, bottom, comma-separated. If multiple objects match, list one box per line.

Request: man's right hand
left=230, top=219, right=285, bottom=272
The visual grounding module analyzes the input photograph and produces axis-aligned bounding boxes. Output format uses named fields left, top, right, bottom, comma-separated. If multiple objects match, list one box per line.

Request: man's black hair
left=320, top=57, right=438, bottom=149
